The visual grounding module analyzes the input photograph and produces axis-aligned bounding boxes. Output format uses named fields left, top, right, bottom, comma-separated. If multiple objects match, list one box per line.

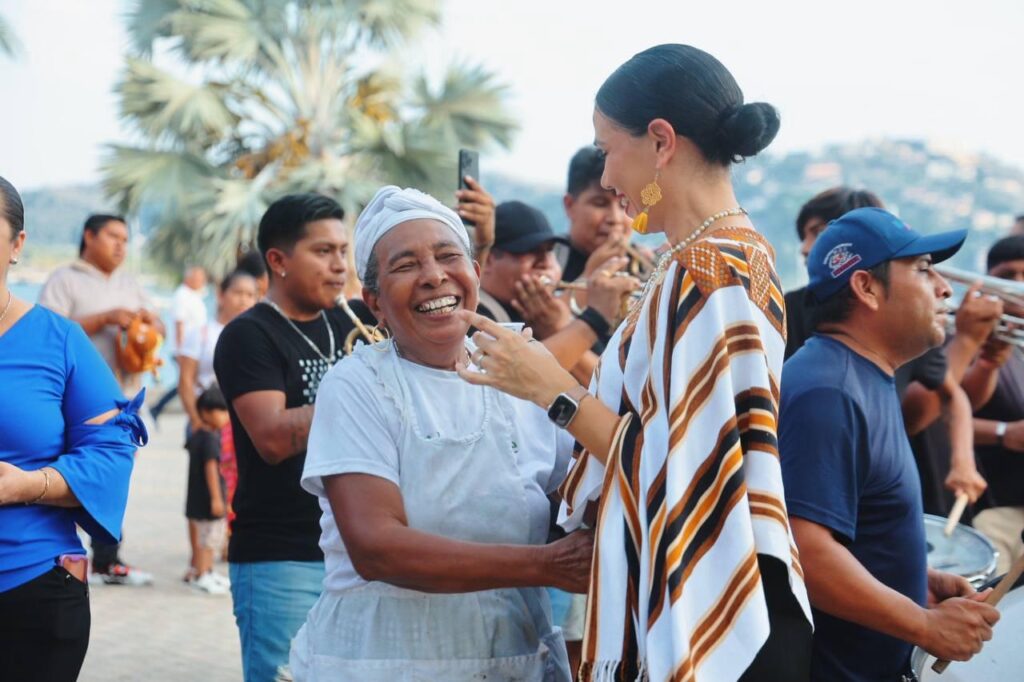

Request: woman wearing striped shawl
left=458, top=44, right=813, bottom=681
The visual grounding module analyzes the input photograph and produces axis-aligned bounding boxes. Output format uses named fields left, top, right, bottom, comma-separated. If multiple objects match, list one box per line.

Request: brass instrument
left=624, top=242, right=656, bottom=279
left=545, top=277, right=644, bottom=300
left=935, top=264, right=1024, bottom=309
left=339, top=298, right=385, bottom=355
left=936, top=264, right=1024, bottom=347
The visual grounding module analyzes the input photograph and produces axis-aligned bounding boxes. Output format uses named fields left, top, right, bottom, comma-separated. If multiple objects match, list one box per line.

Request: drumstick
left=931, top=549, right=1024, bottom=673
left=943, top=493, right=969, bottom=537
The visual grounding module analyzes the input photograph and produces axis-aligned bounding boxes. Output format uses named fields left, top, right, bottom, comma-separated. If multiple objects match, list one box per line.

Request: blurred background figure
left=38, top=213, right=162, bottom=586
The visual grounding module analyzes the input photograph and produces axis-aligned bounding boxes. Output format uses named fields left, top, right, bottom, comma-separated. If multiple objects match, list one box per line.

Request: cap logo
left=824, top=242, right=861, bottom=279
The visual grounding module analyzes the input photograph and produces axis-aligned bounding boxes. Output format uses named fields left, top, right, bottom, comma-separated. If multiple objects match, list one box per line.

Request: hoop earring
left=373, top=325, right=392, bottom=352
left=631, top=170, right=662, bottom=235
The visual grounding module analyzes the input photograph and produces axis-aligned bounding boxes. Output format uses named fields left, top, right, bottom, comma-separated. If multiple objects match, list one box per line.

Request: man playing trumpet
left=959, top=235, right=1024, bottom=573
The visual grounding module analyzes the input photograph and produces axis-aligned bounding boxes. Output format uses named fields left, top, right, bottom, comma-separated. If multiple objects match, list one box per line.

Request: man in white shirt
left=172, top=265, right=208, bottom=350
left=152, top=266, right=209, bottom=421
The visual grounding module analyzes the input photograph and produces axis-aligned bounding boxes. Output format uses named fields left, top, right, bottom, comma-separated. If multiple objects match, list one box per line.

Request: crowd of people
left=2, top=41, right=1024, bottom=682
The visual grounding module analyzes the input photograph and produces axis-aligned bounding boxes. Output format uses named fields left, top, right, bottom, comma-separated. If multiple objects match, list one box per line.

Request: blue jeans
left=229, top=561, right=324, bottom=682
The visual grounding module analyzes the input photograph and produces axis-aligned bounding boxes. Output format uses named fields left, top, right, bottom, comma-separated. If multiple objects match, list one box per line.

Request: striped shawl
left=559, top=228, right=812, bottom=682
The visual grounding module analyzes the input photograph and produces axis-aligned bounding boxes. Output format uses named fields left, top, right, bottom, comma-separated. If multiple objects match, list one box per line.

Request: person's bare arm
left=73, top=308, right=134, bottom=336
left=231, top=391, right=315, bottom=465
left=205, top=457, right=225, bottom=518
left=902, top=379, right=945, bottom=437
left=325, top=473, right=592, bottom=593
left=943, top=384, right=987, bottom=502
left=946, top=285, right=1001, bottom=383
left=457, top=311, right=620, bottom=464
left=791, top=517, right=999, bottom=661
left=175, top=320, right=186, bottom=350
left=178, top=356, right=201, bottom=429
left=961, top=338, right=1012, bottom=409
left=539, top=320, right=600, bottom=371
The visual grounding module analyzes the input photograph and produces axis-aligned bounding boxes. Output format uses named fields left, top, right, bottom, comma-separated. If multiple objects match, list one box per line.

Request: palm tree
left=104, top=0, right=516, bottom=274
left=0, top=13, right=22, bottom=58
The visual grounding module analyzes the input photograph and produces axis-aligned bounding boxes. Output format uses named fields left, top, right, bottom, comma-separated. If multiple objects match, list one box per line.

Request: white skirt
left=289, top=582, right=571, bottom=681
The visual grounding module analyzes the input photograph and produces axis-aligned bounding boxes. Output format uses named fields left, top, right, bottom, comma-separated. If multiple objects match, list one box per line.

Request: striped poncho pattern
left=559, top=228, right=812, bottom=682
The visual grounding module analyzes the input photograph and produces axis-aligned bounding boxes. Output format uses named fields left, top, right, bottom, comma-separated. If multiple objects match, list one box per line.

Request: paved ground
left=80, top=410, right=243, bottom=682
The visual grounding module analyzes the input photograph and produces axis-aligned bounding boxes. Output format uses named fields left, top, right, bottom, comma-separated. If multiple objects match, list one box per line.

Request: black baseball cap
left=494, top=201, right=566, bottom=254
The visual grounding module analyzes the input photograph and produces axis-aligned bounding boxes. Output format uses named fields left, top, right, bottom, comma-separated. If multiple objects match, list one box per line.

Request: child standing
left=185, top=386, right=231, bottom=594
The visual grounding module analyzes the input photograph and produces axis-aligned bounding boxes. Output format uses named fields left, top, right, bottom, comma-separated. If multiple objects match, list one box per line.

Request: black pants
left=91, top=539, right=121, bottom=572
left=0, top=566, right=90, bottom=682
left=738, top=554, right=813, bottom=682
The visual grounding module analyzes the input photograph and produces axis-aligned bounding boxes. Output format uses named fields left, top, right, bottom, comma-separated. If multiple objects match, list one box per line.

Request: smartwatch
left=547, top=385, right=590, bottom=429
left=996, top=421, right=1008, bottom=447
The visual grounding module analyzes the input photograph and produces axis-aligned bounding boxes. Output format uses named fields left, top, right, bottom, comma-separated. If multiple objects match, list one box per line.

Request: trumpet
left=935, top=264, right=1024, bottom=309
left=936, top=264, right=1024, bottom=347
left=539, top=275, right=644, bottom=300
left=339, top=298, right=385, bottom=355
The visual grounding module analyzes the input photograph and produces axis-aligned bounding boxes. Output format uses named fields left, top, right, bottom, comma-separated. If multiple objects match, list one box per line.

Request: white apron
left=291, top=345, right=570, bottom=681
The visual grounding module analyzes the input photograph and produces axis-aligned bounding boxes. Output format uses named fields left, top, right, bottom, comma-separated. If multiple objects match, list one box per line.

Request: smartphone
left=457, top=149, right=480, bottom=227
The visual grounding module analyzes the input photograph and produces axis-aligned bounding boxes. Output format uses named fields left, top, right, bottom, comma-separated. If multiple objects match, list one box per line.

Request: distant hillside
left=489, top=139, right=1024, bottom=288
left=21, top=184, right=120, bottom=248
left=23, top=138, right=1024, bottom=288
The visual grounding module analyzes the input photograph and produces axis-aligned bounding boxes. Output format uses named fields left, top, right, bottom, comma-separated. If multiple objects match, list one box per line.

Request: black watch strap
left=577, top=307, right=611, bottom=338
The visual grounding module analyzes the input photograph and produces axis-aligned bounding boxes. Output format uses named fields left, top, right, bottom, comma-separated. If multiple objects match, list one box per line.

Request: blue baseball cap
left=807, top=207, right=966, bottom=301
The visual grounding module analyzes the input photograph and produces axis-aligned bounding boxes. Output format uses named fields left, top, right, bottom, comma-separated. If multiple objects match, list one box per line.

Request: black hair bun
left=717, top=102, right=780, bottom=162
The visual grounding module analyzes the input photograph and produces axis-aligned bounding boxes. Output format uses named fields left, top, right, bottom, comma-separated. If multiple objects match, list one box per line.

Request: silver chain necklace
left=263, top=299, right=336, bottom=362
left=0, top=290, right=12, bottom=326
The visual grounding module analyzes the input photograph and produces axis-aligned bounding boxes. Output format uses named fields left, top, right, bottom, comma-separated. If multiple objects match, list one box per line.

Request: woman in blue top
left=0, top=175, right=147, bottom=681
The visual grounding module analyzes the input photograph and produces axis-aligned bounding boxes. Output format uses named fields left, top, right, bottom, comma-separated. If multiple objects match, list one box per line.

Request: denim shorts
left=229, top=561, right=324, bottom=682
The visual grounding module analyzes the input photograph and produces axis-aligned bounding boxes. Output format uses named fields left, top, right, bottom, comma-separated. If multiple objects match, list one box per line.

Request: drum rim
left=922, top=513, right=998, bottom=581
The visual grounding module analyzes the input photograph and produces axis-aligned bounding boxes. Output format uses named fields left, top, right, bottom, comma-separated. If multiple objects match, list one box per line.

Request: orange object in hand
left=115, top=315, right=164, bottom=378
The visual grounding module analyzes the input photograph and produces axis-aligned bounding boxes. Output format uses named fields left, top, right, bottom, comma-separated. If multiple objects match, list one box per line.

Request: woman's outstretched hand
left=455, top=310, right=578, bottom=408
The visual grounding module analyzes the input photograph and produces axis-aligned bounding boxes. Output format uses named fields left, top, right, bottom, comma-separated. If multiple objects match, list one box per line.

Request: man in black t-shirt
left=213, top=193, right=373, bottom=682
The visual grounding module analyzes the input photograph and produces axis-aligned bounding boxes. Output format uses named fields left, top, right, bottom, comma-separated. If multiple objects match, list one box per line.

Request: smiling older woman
left=288, top=186, right=591, bottom=681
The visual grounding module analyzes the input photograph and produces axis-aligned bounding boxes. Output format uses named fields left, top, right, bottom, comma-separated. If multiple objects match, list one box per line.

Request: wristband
left=577, top=306, right=611, bottom=338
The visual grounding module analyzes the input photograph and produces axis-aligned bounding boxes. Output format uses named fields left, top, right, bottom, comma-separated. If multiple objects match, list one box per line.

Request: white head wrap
left=354, top=185, right=471, bottom=281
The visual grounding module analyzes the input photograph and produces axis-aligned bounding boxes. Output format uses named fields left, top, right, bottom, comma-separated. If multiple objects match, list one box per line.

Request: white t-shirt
left=178, top=320, right=224, bottom=394
left=302, top=350, right=574, bottom=593
left=172, top=284, right=208, bottom=346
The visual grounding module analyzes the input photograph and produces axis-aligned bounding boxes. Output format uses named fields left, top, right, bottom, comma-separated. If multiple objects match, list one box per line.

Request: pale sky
left=2, top=0, right=1023, bottom=191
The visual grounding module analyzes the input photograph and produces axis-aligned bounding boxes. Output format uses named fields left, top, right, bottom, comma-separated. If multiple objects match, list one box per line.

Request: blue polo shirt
left=0, top=306, right=146, bottom=593
left=779, top=335, right=927, bottom=681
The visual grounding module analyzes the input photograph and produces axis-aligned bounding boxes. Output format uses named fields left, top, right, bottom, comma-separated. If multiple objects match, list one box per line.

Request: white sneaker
left=209, top=571, right=231, bottom=588
left=92, top=562, right=154, bottom=586
left=192, top=572, right=229, bottom=595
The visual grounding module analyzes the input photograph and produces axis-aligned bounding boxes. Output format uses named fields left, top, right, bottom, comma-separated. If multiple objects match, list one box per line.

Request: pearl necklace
left=634, top=207, right=747, bottom=308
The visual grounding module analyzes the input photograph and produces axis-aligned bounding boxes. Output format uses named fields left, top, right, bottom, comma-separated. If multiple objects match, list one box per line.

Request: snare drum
left=923, top=513, right=997, bottom=587
left=912, top=573, right=1024, bottom=680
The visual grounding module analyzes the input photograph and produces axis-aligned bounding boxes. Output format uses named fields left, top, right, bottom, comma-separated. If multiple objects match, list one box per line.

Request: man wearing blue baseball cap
left=777, top=207, right=1000, bottom=681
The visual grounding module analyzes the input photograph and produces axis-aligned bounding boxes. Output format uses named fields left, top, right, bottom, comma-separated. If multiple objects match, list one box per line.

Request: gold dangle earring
left=631, top=170, right=662, bottom=235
